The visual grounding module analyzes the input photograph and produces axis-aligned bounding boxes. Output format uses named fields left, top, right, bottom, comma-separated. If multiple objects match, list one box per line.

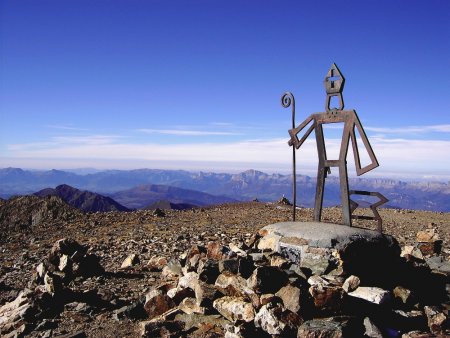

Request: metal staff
left=281, top=92, right=296, bottom=221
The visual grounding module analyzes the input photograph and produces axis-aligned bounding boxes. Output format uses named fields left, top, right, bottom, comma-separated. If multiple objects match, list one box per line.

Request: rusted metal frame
left=339, top=115, right=352, bottom=226
left=288, top=115, right=315, bottom=148
left=349, top=190, right=389, bottom=233
left=313, top=124, right=327, bottom=222
left=350, top=112, right=379, bottom=176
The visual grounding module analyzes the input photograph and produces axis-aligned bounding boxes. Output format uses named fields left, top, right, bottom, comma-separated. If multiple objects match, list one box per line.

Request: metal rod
left=281, top=92, right=296, bottom=221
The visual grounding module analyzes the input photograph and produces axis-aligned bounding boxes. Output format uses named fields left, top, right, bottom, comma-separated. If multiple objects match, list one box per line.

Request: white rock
left=213, top=296, right=255, bottom=322
left=348, top=287, right=390, bottom=305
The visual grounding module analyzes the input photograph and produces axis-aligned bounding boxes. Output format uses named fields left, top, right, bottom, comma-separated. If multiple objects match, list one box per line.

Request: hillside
left=35, top=184, right=130, bottom=212
left=0, top=201, right=449, bottom=337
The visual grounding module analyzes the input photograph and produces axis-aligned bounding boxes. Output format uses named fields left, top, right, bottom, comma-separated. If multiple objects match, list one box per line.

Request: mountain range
left=1, top=168, right=449, bottom=212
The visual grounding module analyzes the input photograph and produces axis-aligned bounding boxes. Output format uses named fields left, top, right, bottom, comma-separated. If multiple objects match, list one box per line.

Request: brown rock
left=147, top=256, right=167, bottom=271
left=424, top=305, right=448, bottom=335
left=416, top=229, right=439, bottom=243
left=393, top=286, right=414, bottom=305
left=143, top=289, right=176, bottom=319
left=140, top=319, right=184, bottom=338
left=308, top=284, right=345, bottom=312
left=207, top=242, right=230, bottom=261
left=275, top=285, right=302, bottom=313
left=195, top=280, right=220, bottom=307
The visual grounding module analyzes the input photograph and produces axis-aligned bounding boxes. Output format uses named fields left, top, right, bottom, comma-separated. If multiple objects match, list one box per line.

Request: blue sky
left=0, top=0, right=449, bottom=180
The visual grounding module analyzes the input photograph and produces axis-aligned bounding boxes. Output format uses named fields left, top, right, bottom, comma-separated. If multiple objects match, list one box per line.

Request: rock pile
left=1, top=224, right=449, bottom=337
left=0, top=238, right=104, bottom=337
left=127, top=230, right=449, bottom=337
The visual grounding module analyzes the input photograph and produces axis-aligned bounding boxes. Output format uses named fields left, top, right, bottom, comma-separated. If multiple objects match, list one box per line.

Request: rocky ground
left=0, top=199, right=449, bottom=337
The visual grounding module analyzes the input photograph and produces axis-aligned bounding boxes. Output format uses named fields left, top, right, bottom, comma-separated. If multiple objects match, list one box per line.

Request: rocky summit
left=0, top=201, right=449, bottom=337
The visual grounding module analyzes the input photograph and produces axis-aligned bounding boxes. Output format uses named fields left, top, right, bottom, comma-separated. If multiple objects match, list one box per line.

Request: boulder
left=254, top=303, right=302, bottom=336
left=348, top=287, right=390, bottom=305
left=247, top=266, right=288, bottom=294
left=143, top=289, right=175, bottom=319
left=275, top=285, right=302, bottom=313
left=120, top=254, right=140, bottom=269
left=212, top=296, right=255, bottom=323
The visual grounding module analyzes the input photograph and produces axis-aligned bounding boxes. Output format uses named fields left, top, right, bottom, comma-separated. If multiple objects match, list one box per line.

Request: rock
left=49, top=238, right=87, bottom=266
left=307, top=275, right=330, bottom=286
left=162, top=260, right=183, bottom=279
left=179, top=297, right=206, bottom=315
left=297, top=319, right=346, bottom=337
left=0, top=290, right=34, bottom=337
left=417, top=241, right=442, bottom=256
left=254, top=303, right=302, bottom=336
left=178, top=272, right=200, bottom=290
left=401, top=330, right=437, bottom=337
left=257, top=234, right=281, bottom=251
left=215, top=272, right=254, bottom=297
left=144, top=289, right=176, bottom=319
left=219, top=259, right=240, bottom=275
left=58, top=254, right=72, bottom=273
left=195, top=280, right=220, bottom=308
left=198, top=259, right=220, bottom=284
left=44, top=272, right=62, bottom=296
left=308, top=284, right=345, bottom=312
left=229, top=242, right=247, bottom=256
left=207, top=242, right=231, bottom=261
left=364, top=317, right=383, bottom=338
left=53, top=331, right=87, bottom=338
left=247, top=266, right=288, bottom=294
left=275, top=285, right=302, bottom=313
left=260, top=294, right=282, bottom=306
left=402, top=246, right=425, bottom=260
left=299, top=249, right=333, bottom=276
left=120, top=253, right=140, bottom=269
left=393, top=286, right=414, bottom=305
left=212, top=296, right=255, bottom=322
left=342, top=275, right=360, bottom=293
left=424, top=306, right=448, bottom=335
left=425, top=256, right=450, bottom=275
left=270, top=254, right=290, bottom=269
left=175, top=313, right=230, bottom=331
left=36, top=262, right=47, bottom=279
left=416, top=229, right=439, bottom=243
left=140, top=319, right=184, bottom=338
left=152, top=208, right=166, bottom=217
left=167, top=287, right=195, bottom=304
left=147, top=256, right=168, bottom=271
left=348, top=287, right=390, bottom=305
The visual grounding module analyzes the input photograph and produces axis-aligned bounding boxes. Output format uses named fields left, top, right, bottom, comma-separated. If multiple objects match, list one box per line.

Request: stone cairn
left=1, top=228, right=449, bottom=337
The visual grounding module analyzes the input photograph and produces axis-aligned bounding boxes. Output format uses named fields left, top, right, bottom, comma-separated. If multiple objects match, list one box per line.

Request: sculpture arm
left=350, top=113, right=379, bottom=175
left=288, top=115, right=315, bottom=149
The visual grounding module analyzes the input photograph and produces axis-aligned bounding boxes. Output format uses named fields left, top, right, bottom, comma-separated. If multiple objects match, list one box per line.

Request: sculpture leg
left=339, top=161, right=351, bottom=226
left=314, top=165, right=326, bottom=222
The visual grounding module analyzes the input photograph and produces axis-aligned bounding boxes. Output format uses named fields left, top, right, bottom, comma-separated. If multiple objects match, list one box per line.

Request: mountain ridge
left=1, top=168, right=449, bottom=212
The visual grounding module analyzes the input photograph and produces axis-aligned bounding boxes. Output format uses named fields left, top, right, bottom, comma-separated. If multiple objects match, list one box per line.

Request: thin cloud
left=46, top=124, right=89, bottom=131
left=365, top=124, right=450, bottom=134
left=4, top=135, right=450, bottom=180
left=137, top=129, right=238, bottom=136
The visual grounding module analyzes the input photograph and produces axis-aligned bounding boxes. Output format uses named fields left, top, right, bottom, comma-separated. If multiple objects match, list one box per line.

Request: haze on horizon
left=1, top=1, right=449, bottom=181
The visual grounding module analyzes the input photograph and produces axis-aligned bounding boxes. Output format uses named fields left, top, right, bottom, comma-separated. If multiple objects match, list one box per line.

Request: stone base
left=259, top=222, right=401, bottom=284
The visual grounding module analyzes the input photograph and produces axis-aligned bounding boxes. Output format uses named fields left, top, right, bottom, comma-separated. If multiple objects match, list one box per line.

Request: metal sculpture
left=283, top=63, right=388, bottom=229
